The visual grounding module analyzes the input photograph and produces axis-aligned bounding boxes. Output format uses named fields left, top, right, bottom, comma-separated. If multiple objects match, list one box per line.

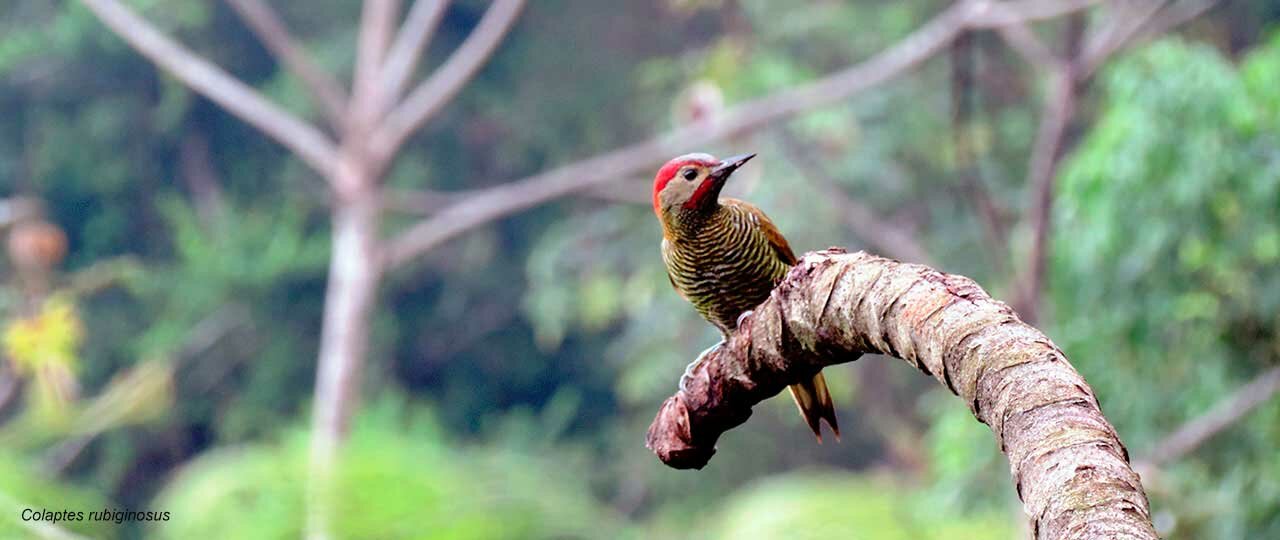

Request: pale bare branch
left=224, top=0, right=350, bottom=128
left=78, top=0, right=339, bottom=174
left=1080, top=0, right=1168, bottom=76
left=381, top=187, right=463, bottom=214
left=352, top=0, right=402, bottom=123
left=966, top=0, right=1101, bottom=27
left=306, top=194, right=382, bottom=540
left=1142, top=366, right=1280, bottom=467
left=379, top=0, right=452, bottom=107
left=384, top=0, right=1100, bottom=268
left=371, top=0, right=526, bottom=160
left=1124, top=0, right=1222, bottom=55
left=380, top=181, right=653, bottom=215
left=1018, top=69, right=1076, bottom=323
left=1013, top=10, right=1086, bottom=324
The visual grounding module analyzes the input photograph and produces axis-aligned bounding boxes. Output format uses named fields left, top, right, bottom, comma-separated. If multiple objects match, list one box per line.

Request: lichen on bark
left=646, top=249, right=1157, bottom=540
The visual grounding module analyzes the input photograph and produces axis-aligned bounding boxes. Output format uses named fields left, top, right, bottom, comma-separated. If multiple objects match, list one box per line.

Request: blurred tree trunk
left=648, top=249, right=1157, bottom=539
left=308, top=156, right=384, bottom=537
left=76, top=1, right=525, bottom=538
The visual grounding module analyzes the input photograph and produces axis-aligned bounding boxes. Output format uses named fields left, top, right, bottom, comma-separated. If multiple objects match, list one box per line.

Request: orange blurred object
left=7, top=220, right=67, bottom=272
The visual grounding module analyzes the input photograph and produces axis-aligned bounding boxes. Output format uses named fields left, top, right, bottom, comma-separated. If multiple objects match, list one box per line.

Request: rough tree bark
left=647, top=249, right=1155, bottom=539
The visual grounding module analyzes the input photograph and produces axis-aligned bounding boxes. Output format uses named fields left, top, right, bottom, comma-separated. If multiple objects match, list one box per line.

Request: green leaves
left=152, top=398, right=622, bottom=540
left=712, top=472, right=1014, bottom=540
left=1052, top=36, right=1280, bottom=538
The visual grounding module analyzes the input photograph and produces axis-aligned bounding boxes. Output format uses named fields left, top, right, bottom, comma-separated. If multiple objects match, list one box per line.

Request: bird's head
left=651, top=152, right=755, bottom=221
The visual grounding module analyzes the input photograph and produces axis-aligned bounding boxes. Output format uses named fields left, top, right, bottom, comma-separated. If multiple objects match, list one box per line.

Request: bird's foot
left=735, top=309, right=755, bottom=330
left=679, top=340, right=724, bottom=393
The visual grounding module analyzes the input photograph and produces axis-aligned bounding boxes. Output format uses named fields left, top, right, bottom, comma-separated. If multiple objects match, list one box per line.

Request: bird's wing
left=728, top=199, right=797, bottom=266
left=660, top=237, right=687, bottom=300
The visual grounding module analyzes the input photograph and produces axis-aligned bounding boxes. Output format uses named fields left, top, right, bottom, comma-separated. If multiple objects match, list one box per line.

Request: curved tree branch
left=78, top=0, right=339, bottom=174
left=646, top=249, right=1155, bottom=539
left=382, top=0, right=1101, bottom=269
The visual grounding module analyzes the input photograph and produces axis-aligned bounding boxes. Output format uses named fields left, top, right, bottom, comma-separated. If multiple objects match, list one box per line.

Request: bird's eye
left=682, top=168, right=698, bottom=181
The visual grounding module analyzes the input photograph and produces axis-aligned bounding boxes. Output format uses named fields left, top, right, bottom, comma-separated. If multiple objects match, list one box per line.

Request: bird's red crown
left=652, top=153, right=718, bottom=214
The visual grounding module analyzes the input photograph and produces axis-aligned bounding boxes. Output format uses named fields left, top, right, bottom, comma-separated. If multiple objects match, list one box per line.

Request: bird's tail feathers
left=788, top=372, right=840, bottom=443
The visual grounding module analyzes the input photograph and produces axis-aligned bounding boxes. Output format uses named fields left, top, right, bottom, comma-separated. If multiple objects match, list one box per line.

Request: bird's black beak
left=709, top=153, right=756, bottom=182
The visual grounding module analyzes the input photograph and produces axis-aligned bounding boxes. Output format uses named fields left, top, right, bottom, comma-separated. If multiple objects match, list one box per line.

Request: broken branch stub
left=645, top=249, right=1157, bottom=540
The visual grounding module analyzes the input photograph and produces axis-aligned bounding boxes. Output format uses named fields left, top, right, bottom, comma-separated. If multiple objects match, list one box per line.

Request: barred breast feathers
left=661, top=199, right=796, bottom=333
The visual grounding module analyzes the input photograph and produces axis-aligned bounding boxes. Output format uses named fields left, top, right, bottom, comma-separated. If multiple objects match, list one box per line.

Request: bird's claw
left=735, top=309, right=755, bottom=330
left=679, top=340, right=724, bottom=393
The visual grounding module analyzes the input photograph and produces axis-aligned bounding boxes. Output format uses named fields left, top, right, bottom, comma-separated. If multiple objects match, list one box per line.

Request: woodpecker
left=652, top=152, right=839, bottom=441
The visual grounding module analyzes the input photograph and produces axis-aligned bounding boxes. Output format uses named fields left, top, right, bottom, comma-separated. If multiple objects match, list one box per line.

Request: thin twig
left=40, top=435, right=93, bottom=477
left=967, top=0, right=1102, bottom=25
left=1079, top=0, right=1167, bottom=77
left=1128, top=0, right=1223, bottom=53
left=78, top=0, right=339, bottom=174
left=352, top=0, right=402, bottom=123
left=175, top=304, right=251, bottom=363
left=1017, top=10, right=1086, bottom=323
left=372, top=0, right=525, bottom=161
left=382, top=0, right=1101, bottom=268
left=1142, top=366, right=1280, bottom=467
left=379, top=0, right=452, bottom=108
left=1018, top=68, right=1077, bottom=323
left=64, top=256, right=143, bottom=298
left=224, top=0, right=350, bottom=128
left=381, top=188, right=461, bottom=214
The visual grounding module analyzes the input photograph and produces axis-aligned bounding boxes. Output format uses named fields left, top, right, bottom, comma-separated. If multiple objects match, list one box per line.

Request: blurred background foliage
left=1, top=0, right=1278, bottom=538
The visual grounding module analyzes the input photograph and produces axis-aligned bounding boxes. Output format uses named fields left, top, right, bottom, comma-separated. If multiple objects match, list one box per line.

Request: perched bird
left=652, top=152, right=839, bottom=441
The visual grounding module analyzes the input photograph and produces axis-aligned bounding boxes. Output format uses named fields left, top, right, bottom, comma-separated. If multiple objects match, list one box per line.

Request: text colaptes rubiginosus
left=651, top=152, right=839, bottom=442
